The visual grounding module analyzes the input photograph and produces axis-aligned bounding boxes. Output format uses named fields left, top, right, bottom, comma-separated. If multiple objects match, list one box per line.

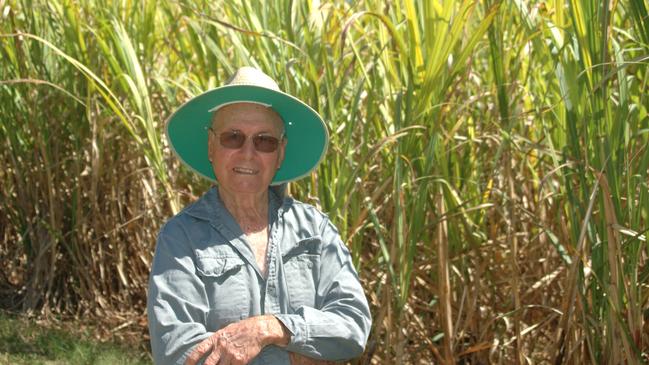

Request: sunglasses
left=209, top=128, right=284, bottom=153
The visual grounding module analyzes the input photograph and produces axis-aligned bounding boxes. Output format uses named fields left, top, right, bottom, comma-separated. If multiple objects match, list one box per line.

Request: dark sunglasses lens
left=220, top=131, right=246, bottom=149
left=253, top=135, right=279, bottom=152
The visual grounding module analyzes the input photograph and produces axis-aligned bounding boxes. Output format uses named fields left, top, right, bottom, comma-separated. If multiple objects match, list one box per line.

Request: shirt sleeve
left=147, top=220, right=212, bottom=365
left=274, top=217, right=372, bottom=361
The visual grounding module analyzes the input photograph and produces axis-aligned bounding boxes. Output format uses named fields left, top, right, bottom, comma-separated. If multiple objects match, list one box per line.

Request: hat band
left=208, top=100, right=272, bottom=113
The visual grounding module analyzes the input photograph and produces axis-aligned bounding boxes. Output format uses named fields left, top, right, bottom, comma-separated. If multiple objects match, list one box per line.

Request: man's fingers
left=187, top=318, right=269, bottom=365
left=214, top=332, right=233, bottom=365
left=289, top=352, right=337, bottom=365
left=185, top=338, right=214, bottom=365
left=203, top=347, right=222, bottom=365
left=184, top=350, right=201, bottom=365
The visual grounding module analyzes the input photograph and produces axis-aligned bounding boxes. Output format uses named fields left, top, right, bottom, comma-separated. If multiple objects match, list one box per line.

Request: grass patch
left=0, top=311, right=151, bottom=365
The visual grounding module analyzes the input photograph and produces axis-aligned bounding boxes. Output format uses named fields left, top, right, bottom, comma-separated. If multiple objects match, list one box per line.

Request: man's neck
left=218, top=186, right=268, bottom=232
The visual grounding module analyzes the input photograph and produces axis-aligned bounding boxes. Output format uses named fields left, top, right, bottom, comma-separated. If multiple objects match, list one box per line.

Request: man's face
left=208, top=102, right=286, bottom=197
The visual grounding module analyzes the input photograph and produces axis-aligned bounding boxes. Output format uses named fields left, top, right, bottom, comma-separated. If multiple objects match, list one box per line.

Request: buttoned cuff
left=274, top=313, right=310, bottom=352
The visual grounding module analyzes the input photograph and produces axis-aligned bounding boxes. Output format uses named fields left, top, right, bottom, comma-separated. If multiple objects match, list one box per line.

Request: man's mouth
left=233, top=167, right=258, bottom=175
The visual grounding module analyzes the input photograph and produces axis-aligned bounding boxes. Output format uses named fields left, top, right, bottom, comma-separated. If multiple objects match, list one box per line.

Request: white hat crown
left=225, top=66, right=280, bottom=91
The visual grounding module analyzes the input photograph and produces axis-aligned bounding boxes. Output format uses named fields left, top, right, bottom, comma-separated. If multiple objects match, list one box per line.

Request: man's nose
left=239, top=136, right=257, bottom=156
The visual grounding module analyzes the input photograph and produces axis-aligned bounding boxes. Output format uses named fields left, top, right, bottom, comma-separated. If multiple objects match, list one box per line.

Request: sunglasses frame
left=208, top=127, right=285, bottom=153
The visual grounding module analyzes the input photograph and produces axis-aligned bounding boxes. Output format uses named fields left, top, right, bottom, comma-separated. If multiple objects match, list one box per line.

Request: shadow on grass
left=0, top=310, right=151, bottom=365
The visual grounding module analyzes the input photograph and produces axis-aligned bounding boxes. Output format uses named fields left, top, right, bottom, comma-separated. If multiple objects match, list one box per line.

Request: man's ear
left=207, top=130, right=215, bottom=162
left=276, top=138, right=287, bottom=169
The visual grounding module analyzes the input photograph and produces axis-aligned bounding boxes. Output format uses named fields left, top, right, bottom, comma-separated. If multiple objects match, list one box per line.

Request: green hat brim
left=165, top=85, right=328, bottom=185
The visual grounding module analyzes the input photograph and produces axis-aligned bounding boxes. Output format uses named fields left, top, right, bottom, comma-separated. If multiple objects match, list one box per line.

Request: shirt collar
left=184, top=186, right=288, bottom=224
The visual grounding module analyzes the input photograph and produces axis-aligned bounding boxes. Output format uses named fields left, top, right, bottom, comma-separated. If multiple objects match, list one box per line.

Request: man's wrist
left=261, top=315, right=291, bottom=347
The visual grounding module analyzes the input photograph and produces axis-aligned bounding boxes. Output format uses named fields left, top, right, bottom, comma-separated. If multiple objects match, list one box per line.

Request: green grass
left=0, top=312, right=151, bottom=365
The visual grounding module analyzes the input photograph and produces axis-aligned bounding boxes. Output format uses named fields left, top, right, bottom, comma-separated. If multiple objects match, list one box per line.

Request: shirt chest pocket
left=195, top=253, right=250, bottom=331
left=282, top=237, right=321, bottom=311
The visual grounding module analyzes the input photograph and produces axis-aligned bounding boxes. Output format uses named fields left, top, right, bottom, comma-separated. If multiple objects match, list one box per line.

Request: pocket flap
left=282, top=236, right=322, bottom=260
left=195, top=256, right=243, bottom=277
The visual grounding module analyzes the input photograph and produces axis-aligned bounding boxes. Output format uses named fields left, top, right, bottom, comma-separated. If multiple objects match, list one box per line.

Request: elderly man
left=147, top=67, right=372, bottom=365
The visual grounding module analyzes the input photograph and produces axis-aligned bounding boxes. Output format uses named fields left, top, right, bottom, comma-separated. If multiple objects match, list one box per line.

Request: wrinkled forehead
left=210, top=102, right=285, bottom=133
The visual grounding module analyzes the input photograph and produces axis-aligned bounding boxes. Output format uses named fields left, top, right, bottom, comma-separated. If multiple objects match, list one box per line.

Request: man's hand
left=289, top=352, right=337, bottom=365
left=185, top=315, right=290, bottom=365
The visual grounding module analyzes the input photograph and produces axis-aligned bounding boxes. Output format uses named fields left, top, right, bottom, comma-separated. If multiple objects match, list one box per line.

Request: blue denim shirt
left=147, top=187, right=371, bottom=364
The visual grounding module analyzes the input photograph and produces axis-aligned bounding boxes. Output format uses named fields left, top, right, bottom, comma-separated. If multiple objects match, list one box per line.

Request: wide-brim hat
left=165, top=67, right=329, bottom=185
